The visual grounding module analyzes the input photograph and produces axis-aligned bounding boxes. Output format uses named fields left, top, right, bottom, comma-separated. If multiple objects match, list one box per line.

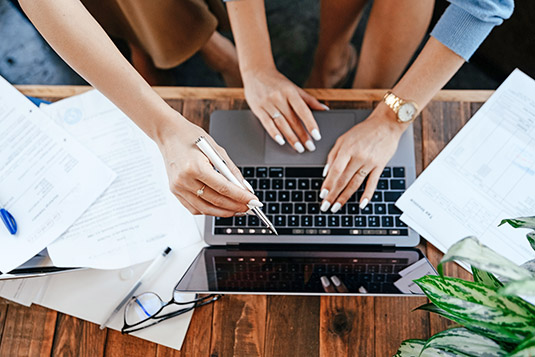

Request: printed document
left=0, top=77, right=115, bottom=273
left=41, top=90, right=200, bottom=269
left=397, top=69, right=535, bottom=266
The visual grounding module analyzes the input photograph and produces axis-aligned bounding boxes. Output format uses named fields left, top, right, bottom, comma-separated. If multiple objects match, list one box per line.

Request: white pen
left=195, top=136, right=278, bottom=235
left=99, top=247, right=172, bottom=330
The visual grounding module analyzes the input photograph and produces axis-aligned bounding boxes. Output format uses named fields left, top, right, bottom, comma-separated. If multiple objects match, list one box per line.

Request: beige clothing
left=82, top=0, right=229, bottom=69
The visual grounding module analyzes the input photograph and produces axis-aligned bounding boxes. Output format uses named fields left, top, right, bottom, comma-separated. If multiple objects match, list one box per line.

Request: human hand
left=319, top=105, right=407, bottom=213
left=156, top=116, right=261, bottom=217
left=242, top=68, right=328, bottom=153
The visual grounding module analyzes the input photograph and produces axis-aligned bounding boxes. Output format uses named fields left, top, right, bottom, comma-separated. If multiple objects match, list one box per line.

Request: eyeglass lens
left=125, top=292, right=164, bottom=325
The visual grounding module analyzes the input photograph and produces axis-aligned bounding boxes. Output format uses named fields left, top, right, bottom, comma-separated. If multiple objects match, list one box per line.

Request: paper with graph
left=397, top=69, right=535, bottom=266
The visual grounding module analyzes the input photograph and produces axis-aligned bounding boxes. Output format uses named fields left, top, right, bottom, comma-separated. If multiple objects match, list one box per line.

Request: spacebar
left=284, top=167, right=323, bottom=177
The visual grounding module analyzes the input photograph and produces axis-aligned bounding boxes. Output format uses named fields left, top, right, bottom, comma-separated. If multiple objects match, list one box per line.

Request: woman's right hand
left=242, top=67, right=328, bottom=153
left=156, top=116, right=261, bottom=217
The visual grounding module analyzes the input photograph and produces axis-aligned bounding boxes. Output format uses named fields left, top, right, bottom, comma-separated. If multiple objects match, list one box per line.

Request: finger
left=252, top=107, right=286, bottom=146
left=197, top=165, right=260, bottom=207
left=320, top=276, right=336, bottom=293
left=288, top=91, right=322, bottom=142
left=174, top=194, right=201, bottom=215
left=319, top=156, right=354, bottom=212
left=211, top=141, right=254, bottom=194
left=298, top=87, right=330, bottom=112
left=264, top=105, right=304, bottom=153
left=360, top=168, right=382, bottom=209
left=278, top=100, right=315, bottom=152
left=199, top=184, right=249, bottom=213
left=328, top=167, right=370, bottom=212
left=330, top=276, right=349, bottom=293
left=181, top=190, right=239, bottom=217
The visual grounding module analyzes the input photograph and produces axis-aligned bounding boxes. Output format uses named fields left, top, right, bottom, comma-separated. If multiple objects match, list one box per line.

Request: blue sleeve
left=430, top=0, right=514, bottom=61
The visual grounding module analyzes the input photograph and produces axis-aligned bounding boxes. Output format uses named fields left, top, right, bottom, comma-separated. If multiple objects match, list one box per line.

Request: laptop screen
left=175, top=246, right=435, bottom=296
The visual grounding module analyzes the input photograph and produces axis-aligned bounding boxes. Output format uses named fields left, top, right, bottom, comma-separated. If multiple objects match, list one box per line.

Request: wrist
left=240, top=59, right=277, bottom=81
left=152, top=111, right=194, bottom=148
left=369, top=102, right=410, bottom=137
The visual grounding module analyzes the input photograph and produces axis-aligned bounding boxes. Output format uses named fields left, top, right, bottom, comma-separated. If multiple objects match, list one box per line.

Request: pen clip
left=0, top=209, right=17, bottom=235
left=196, top=136, right=228, bottom=166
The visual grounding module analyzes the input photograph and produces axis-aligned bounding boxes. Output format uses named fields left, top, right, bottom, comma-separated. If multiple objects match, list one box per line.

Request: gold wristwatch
left=383, top=91, right=419, bottom=124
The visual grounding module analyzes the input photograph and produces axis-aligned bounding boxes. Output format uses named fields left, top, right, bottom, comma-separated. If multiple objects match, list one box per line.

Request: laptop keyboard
left=214, top=256, right=409, bottom=293
left=214, top=166, right=408, bottom=236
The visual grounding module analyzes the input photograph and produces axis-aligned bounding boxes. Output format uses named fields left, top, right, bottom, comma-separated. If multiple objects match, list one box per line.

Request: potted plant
left=395, top=217, right=535, bottom=356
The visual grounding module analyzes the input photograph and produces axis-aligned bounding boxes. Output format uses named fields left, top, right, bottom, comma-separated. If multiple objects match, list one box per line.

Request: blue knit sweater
left=431, top=0, right=514, bottom=60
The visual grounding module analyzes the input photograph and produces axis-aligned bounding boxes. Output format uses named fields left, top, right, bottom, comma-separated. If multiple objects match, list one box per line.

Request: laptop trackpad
left=264, top=111, right=365, bottom=165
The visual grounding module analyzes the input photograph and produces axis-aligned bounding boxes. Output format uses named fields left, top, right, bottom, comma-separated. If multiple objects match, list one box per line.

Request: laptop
left=176, top=110, right=434, bottom=296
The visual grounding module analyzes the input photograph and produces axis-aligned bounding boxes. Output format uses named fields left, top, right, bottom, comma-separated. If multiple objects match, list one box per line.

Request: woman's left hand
left=319, top=105, right=408, bottom=213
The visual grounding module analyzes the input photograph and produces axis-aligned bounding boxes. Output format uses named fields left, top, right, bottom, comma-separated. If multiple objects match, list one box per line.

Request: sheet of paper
left=41, top=90, right=200, bottom=269
left=397, top=69, right=535, bottom=266
left=36, top=241, right=206, bottom=351
left=0, top=77, right=115, bottom=273
left=0, top=276, right=50, bottom=306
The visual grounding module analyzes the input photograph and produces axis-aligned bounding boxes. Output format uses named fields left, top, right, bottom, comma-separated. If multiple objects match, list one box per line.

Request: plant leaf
left=415, top=275, right=535, bottom=343
left=522, top=259, right=535, bottom=274
left=420, top=327, right=507, bottom=356
left=471, top=266, right=503, bottom=290
left=528, top=232, right=535, bottom=252
left=393, top=339, right=426, bottom=357
left=509, top=334, right=535, bottom=356
left=438, top=237, right=533, bottom=281
left=499, top=217, right=535, bottom=229
left=499, top=279, right=535, bottom=297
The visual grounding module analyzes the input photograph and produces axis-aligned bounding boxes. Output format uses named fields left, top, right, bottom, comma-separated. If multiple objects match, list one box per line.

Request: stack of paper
left=397, top=69, right=535, bottom=268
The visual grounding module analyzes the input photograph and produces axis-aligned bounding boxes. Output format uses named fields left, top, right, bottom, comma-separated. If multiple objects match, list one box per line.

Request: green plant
left=394, top=217, right=535, bottom=357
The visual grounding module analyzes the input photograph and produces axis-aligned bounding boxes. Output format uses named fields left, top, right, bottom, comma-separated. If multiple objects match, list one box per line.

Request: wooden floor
left=0, top=88, right=486, bottom=356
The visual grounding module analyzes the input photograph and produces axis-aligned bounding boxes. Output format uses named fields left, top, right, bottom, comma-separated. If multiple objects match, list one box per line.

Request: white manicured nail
left=322, top=164, right=329, bottom=177
left=331, top=276, right=342, bottom=287
left=321, top=104, right=330, bottom=111
left=246, top=209, right=255, bottom=215
left=320, top=201, right=331, bottom=212
left=359, top=198, right=369, bottom=210
left=275, top=135, right=285, bottom=145
left=234, top=212, right=247, bottom=216
left=330, top=202, right=341, bottom=213
left=243, top=179, right=255, bottom=194
left=305, top=140, right=316, bottom=152
left=294, top=142, right=305, bottom=153
left=320, top=276, right=331, bottom=288
left=248, top=199, right=263, bottom=208
left=320, top=188, right=329, bottom=199
left=311, top=129, right=322, bottom=141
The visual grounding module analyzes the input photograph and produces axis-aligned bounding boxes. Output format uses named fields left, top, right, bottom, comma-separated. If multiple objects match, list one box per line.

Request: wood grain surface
left=0, top=88, right=489, bottom=357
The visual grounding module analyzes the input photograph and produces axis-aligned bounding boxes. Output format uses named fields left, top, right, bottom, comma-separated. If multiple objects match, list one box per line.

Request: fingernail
left=330, top=202, right=341, bottom=213
left=311, top=129, right=322, bottom=141
left=322, top=164, right=329, bottom=177
left=305, top=140, right=316, bottom=152
left=331, top=276, right=342, bottom=287
left=320, top=201, right=331, bottom=212
left=320, top=276, right=331, bottom=288
left=294, top=142, right=305, bottom=153
left=234, top=212, right=247, bottom=216
left=275, top=135, right=285, bottom=146
left=359, top=198, right=369, bottom=210
left=321, top=104, right=330, bottom=111
left=319, top=188, right=329, bottom=199
left=246, top=209, right=255, bottom=215
left=243, top=179, right=255, bottom=194
left=248, top=199, right=263, bottom=208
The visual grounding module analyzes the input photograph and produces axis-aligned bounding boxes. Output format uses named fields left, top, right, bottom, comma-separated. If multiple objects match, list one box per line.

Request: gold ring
left=196, top=185, right=206, bottom=197
left=358, top=169, right=368, bottom=177
left=272, top=111, right=282, bottom=119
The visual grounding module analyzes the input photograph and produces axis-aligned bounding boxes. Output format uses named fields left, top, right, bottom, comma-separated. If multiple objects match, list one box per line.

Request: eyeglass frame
left=121, top=291, right=222, bottom=334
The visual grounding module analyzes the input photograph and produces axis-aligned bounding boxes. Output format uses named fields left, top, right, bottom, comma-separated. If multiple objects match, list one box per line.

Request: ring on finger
left=271, top=111, right=282, bottom=120
left=358, top=169, right=369, bottom=177
left=196, top=184, right=206, bottom=197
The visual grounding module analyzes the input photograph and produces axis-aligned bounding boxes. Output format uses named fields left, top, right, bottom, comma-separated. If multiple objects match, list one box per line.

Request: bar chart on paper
left=397, top=69, right=535, bottom=266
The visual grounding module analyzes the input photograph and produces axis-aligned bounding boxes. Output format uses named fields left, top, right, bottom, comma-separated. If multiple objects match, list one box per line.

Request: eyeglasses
left=121, top=291, right=222, bottom=334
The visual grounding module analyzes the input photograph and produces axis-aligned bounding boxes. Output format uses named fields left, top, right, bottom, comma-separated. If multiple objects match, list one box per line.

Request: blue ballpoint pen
left=0, top=208, right=17, bottom=235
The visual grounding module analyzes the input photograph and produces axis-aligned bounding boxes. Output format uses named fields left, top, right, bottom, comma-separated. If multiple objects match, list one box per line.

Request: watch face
left=398, top=103, right=417, bottom=122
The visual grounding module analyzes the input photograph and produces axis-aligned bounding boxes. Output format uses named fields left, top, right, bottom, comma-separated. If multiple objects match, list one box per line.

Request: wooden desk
left=0, top=87, right=491, bottom=357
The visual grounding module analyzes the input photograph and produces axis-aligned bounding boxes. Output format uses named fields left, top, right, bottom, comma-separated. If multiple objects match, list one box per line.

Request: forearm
left=19, top=0, right=181, bottom=142
left=226, top=0, right=275, bottom=75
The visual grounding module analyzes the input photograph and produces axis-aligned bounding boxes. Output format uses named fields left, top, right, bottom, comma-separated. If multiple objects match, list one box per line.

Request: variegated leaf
left=415, top=276, right=535, bottom=343
left=500, top=279, right=535, bottom=297
left=417, top=303, right=524, bottom=343
left=499, top=217, right=535, bottom=230
left=509, top=334, right=535, bottom=356
left=420, top=348, right=461, bottom=356
left=471, top=266, right=503, bottom=290
left=528, top=232, right=535, bottom=252
left=438, top=237, right=533, bottom=281
left=393, top=339, right=426, bottom=357
left=522, top=259, right=535, bottom=274
left=420, top=327, right=507, bottom=356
